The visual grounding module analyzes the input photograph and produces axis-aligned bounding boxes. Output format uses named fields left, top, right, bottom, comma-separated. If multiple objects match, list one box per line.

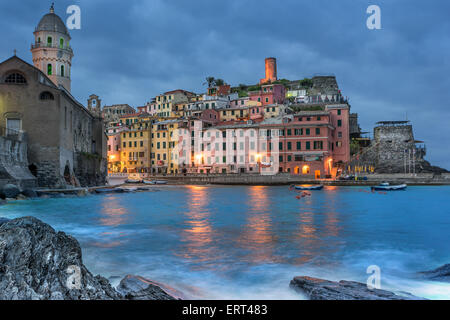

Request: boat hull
left=371, top=184, right=407, bottom=191
left=294, top=185, right=324, bottom=191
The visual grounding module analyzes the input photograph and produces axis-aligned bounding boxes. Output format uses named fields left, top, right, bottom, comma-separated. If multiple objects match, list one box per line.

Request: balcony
left=31, top=42, right=73, bottom=53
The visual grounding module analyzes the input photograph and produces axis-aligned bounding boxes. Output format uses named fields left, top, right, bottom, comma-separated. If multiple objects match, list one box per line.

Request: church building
left=0, top=5, right=107, bottom=187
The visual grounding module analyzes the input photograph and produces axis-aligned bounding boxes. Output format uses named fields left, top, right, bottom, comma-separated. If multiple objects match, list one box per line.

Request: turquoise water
left=1, top=185, right=449, bottom=299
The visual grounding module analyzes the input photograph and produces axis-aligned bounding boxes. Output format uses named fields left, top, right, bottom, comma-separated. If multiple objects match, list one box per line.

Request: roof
left=376, top=120, right=410, bottom=126
left=35, top=6, right=70, bottom=38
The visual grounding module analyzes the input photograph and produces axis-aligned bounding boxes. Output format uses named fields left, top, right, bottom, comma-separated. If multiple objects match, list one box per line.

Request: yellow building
left=120, top=120, right=152, bottom=173
left=151, top=119, right=180, bottom=174
left=154, top=89, right=194, bottom=118
left=219, top=107, right=251, bottom=121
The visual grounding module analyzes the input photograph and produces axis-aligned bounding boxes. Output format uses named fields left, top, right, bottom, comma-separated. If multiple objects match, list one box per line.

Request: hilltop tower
left=260, top=57, right=277, bottom=84
left=31, top=4, right=73, bottom=92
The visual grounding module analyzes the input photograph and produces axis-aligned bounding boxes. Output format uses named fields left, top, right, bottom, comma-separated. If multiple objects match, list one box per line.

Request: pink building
left=263, top=104, right=350, bottom=178
left=176, top=104, right=350, bottom=178
left=106, top=124, right=127, bottom=173
left=249, top=84, right=285, bottom=106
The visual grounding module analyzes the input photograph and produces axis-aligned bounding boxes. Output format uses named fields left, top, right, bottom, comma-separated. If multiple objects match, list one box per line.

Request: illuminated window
left=302, top=165, right=310, bottom=174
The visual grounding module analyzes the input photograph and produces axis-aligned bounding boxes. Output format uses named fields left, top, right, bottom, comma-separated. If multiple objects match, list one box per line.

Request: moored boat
left=371, top=183, right=407, bottom=191
left=143, top=180, right=168, bottom=185
left=125, top=179, right=142, bottom=184
left=294, top=185, right=324, bottom=191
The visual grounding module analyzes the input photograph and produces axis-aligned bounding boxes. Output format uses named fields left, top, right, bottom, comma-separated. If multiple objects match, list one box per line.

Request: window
left=305, top=128, right=310, bottom=135
left=6, top=118, right=21, bottom=134
left=296, top=141, right=301, bottom=150
left=337, top=120, right=342, bottom=127
left=47, top=36, right=52, bottom=46
left=265, top=97, right=269, bottom=103
left=287, top=142, right=292, bottom=150
left=306, top=141, right=311, bottom=150
left=337, top=109, right=341, bottom=115
left=39, top=91, right=54, bottom=100
left=60, top=65, right=64, bottom=77
left=315, top=128, right=320, bottom=135
left=279, top=142, right=283, bottom=150
left=4, top=73, right=27, bottom=84
left=47, top=64, right=52, bottom=75
left=338, top=131, right=342, bottom=138
left=59, top=38, right=64, bottom=49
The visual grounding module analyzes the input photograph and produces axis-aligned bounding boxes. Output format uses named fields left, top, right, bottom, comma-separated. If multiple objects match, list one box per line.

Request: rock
left=77, top=189, right=88, bottom=197
left=0, top=216, right=119, bottom=300
left=15, top=194, right=28, bottom=200
left=21, top=189, right=38, bottom=198
left=289, top=276, right=424, bottom=300
left=418, top=264, right=450, bottom=282
left=116, top=275, right=179, bottom=300
left=0, top=184, right=20, bottom=199
left=0, top=218, right=9, bottom=226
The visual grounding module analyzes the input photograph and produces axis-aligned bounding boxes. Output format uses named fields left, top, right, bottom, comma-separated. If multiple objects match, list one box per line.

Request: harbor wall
left=0, top=133, right=36, bottom=189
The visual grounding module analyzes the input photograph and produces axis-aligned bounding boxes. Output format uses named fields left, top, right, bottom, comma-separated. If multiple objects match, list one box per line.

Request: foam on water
left=1, top=185, right=449, bottom=299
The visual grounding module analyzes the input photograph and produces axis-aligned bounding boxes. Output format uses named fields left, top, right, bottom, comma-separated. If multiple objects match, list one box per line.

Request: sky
left=0, top=0, right=449, bottom=169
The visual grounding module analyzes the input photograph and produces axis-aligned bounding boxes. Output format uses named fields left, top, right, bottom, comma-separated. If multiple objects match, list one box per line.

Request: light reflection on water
left=1, top=185, right=449, bottom=299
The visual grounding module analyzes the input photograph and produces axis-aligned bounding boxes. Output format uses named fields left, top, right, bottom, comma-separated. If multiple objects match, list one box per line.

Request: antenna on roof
left=13, top=49, right=17, bottom=56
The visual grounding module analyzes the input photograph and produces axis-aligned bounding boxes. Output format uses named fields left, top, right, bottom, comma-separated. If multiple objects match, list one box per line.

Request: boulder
left=116, top=275, right=179, bottom=300
left=0, top=216, right=119, bottom=300
left=418, top=264, right=450, bottom=282
left=0, top=184, right=20, bottom=199
left=21, top=189, right=38, bottom=198
left=289, top=276, right=424, bottom=300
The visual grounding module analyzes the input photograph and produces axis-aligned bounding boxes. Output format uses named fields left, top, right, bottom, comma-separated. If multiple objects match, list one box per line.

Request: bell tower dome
left=31, top=4, right=73, bottom=92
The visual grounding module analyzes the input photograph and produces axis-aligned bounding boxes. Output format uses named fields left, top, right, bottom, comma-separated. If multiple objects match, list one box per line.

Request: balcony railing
left=31, top=42, right=73, bottom=53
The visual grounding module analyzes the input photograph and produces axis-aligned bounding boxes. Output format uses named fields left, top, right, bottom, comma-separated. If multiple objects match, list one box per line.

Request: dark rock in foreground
left=0, top=184, right=20, bottom=199
left=0, top=216, right=119, bottom=299
left=418, top=264, right=450, bottom=282
left=117, top=275, right=181, bottom=300
left=0, top=216, right=179, bottom=300
left=290, top=276, right=424, bottom=300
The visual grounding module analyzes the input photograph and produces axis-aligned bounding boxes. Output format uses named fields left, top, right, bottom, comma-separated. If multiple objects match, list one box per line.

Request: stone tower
left=31, top=4, right=73, bottom=92
left=260, top=57, right=277, bottom=84
left=87, top=94, right=102, bottom=117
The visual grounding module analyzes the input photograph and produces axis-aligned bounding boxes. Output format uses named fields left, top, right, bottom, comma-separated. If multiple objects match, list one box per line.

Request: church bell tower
left=31, top=4, right=73, bottom=92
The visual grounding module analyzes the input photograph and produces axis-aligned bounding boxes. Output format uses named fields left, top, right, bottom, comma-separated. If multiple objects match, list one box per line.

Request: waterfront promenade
left=108, top=172, right=450, bottom=186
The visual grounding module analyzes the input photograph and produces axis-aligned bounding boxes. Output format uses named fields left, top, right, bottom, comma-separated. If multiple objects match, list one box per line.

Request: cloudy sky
left=1, top=0, right=449, bottom=168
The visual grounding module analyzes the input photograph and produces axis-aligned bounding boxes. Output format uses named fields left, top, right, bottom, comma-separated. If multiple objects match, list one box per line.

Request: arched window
left=47, top=64, right=52, bottom=76
left=39, top=91, right=54, bottom=100
left=59, top=38, right=64, bottom=49
left=47, top=36, right=52, bottom=46
left=37, top=37, right=41, bottom=43
left=4, top=73, right=27, bottom=84
left=60, top=65, right=65, bottom=77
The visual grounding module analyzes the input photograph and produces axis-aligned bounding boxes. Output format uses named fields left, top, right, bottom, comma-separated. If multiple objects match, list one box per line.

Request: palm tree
left=214, top=78, right=224, bottom=86
left=203, top=76, right=216, bottom=88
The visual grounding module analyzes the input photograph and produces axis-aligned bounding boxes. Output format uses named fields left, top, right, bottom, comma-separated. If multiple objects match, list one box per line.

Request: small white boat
left=125, top=179, right=141, bottom=184
left=294, top=185, right=324, bottom=191
left=371, top=183, right=407, bottom=191
left=143, top=180, right=168, bottom=185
